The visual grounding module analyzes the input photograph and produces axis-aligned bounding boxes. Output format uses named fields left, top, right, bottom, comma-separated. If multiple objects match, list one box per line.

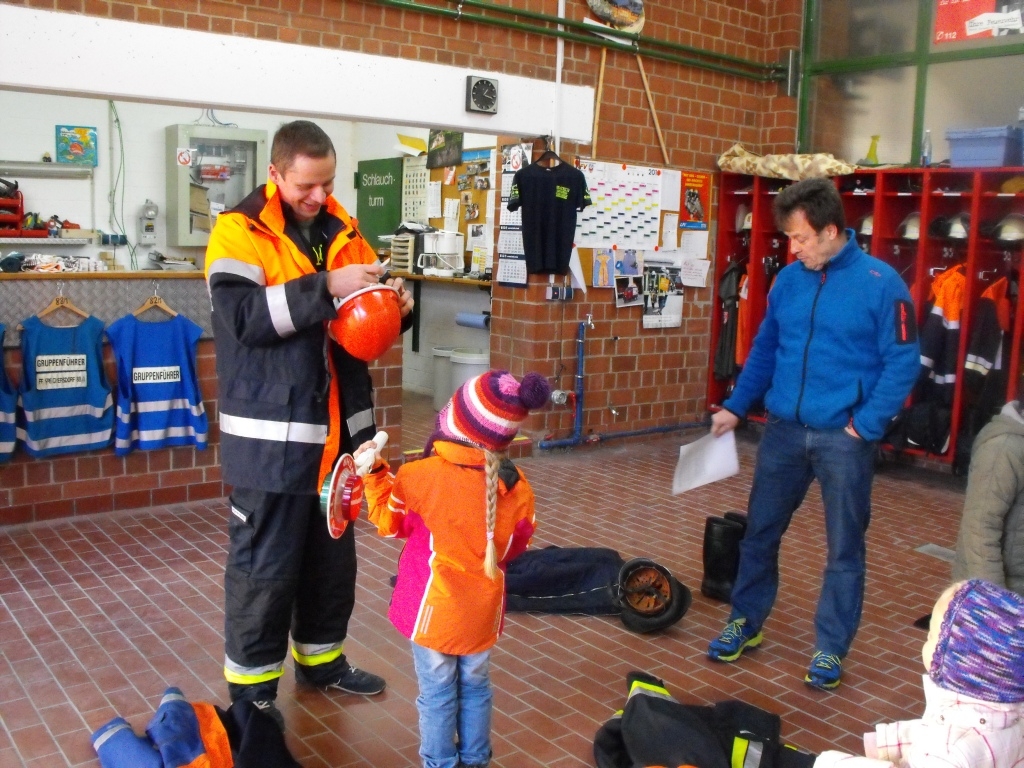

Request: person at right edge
left=707, top=178, right=920, bottom=691
left=205, top=120, right=414, bottom=729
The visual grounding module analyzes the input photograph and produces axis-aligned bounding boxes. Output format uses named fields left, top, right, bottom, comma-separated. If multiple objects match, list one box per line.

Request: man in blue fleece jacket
left=706, top=178, right=920, bottom=690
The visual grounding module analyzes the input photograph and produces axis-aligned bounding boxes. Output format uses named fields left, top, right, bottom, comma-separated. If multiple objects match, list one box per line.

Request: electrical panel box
left=165, top=124, right=268, bottom=247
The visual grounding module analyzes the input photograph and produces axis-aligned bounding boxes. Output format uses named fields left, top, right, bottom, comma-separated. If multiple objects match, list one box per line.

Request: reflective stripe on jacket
left=205, top=182, right=379, bottom=493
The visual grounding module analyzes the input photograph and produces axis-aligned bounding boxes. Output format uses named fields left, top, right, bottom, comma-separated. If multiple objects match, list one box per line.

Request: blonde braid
left=482, top=449, right=502, bottom=580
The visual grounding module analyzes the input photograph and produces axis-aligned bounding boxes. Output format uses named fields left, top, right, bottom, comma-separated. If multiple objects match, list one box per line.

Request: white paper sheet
left=672, top=430, right=739, bottom=495
left=427, top=181, right=443, bottom=219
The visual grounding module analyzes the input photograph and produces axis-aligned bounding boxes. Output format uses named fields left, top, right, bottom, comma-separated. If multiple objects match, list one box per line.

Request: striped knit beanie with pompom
left=425, top=370, right=550, bottom=454
left=929, top=579, right=1024, bottom=703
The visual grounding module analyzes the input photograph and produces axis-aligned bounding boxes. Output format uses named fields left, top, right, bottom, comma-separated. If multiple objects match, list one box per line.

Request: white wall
left=0, top=6, right=593, bottom=142
left=0, top=90, right=358, bottom=268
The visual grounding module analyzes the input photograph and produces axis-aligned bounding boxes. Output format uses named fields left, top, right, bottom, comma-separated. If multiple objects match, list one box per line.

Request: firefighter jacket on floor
left=918, top=264, right=965, bottom=406
left=91, top=687, right=299, bottom=768
left=205, top=182, right=382, bottom=493
left=16, top=315, right=113, bottom=457
left=0, top=323, right=15, bottom=462
left=593, top=672, right=816, bottom=768
left=106, top=313, right=208, bottom=456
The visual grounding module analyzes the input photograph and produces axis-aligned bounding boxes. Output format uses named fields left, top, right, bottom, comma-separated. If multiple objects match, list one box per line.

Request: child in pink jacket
left=357, top=369, right=549, bottom=768
left=815, top=579, right=1024, bottom=768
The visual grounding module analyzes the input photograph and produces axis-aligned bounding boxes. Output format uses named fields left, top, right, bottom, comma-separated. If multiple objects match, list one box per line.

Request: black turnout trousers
left=224, top=488, right=357, bottom=672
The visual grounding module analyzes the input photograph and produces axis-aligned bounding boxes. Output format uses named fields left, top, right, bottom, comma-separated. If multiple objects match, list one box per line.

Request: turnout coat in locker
left=205, top=182, right=382, bottom=493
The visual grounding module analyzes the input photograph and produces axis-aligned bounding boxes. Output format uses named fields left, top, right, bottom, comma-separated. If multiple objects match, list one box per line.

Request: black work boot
left=700, top=515, right=745, bottom=603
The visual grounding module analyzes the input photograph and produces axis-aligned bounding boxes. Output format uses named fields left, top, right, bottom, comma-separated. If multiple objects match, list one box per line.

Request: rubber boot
left=701, top=516, right=745, bottom=603
left=724, top=511, right=747, bottom=534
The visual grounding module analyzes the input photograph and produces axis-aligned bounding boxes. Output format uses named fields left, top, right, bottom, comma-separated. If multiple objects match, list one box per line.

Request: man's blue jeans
left=411, top=642, right=492, bottom=768
left=728, top=415, right=876, bottom=658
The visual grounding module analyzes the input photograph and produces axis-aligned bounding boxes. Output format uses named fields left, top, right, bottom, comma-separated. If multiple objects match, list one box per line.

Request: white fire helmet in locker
left=898, top=212, right=921, bottom=240
left=735, top=204, right=751, bottom=232
left=859, top=215, right=874, bottom=236
left=995, top=213, right=1024, bottom=242
left=948, top=212, right=970, bottom=240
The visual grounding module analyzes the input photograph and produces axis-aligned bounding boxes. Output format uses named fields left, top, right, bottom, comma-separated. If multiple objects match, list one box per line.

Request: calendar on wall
left=575, top=161, right=663, bottom=250
left=497, top=143, right=529, bottom=286
left=402, top=156, right=429, bottom=222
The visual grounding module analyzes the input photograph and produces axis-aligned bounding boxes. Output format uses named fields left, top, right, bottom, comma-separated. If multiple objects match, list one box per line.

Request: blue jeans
left=411, top=642, right=492, bottom=768
left=728, top=416, right=876, bottom=658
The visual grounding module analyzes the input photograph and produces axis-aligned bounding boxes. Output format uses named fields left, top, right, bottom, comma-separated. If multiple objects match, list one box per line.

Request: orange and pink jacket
left=363, top=441, right=536, bottom=655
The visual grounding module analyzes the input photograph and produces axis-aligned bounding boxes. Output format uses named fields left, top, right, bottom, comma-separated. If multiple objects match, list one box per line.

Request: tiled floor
left=0, top=391, right=966, bottom=767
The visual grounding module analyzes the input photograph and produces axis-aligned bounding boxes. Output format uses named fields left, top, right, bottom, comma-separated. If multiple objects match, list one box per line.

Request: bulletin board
left=574, top=161, right=714, bottom=289
left=427, top=148, right=496, bottom=272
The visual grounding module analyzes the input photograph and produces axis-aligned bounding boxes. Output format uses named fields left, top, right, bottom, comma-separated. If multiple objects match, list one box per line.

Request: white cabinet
left=165, top=124, right=267, bottom=247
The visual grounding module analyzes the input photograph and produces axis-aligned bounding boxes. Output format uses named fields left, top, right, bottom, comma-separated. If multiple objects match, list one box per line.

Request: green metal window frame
left=798, top=0, right=1024, bottom=158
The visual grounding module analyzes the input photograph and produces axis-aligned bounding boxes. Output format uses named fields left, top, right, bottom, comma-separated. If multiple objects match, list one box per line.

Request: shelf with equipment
left=709, top=167, right=1024, bottom=470
left=0, top=237, right=92, bottom=245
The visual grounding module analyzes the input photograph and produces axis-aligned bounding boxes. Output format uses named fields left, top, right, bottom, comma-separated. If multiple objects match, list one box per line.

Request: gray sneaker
left=295, top=661, right=386, bottom=695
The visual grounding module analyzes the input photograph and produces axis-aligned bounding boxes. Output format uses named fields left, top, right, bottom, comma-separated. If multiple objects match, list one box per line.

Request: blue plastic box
left=945, top=126, right=1023, bottom=168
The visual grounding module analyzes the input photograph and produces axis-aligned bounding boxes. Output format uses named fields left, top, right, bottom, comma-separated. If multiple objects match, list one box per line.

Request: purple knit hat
left=424, top=370, right=550, bottom=455
left=929, top=579, right=1024, bottom=703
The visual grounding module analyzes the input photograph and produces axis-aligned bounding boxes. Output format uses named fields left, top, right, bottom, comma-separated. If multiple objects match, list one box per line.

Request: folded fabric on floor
left=505, top=546, right=625, bottom=614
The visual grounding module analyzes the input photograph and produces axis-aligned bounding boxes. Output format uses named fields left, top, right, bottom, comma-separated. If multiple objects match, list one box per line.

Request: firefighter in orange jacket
left=205, top=120, right=413, bottom=729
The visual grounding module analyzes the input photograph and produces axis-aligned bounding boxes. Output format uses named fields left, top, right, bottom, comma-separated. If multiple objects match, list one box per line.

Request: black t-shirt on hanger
left=507, top=162, right=592, bottom=275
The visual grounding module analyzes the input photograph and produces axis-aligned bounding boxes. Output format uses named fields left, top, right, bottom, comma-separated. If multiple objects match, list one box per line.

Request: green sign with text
left=355, top=157, right=403, bottom=255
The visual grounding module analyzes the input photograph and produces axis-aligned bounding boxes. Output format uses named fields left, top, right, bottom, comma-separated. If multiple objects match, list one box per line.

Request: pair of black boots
left=700, top=512, right=747, bottom=603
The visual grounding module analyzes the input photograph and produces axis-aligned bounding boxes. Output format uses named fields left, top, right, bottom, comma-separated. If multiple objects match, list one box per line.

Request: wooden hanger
left=26, top=281, right=90, bottom=328
left=133, top=281, right=178, bottom=318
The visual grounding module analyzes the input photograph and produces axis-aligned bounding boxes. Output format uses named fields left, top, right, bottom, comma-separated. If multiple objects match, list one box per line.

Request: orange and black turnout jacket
left=205, top=182, right=381, bottom=494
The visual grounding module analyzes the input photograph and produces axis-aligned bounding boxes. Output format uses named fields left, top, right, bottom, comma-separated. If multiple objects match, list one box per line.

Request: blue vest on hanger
left=0, top=323, right=16, bottom=462
left=105, top=314, right=208, bottom=455
left=17, top=315, right=113, bottom=458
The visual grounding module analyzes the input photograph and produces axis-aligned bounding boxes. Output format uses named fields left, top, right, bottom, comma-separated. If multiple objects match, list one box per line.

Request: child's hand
left=353, top=431, right=389, bottom=476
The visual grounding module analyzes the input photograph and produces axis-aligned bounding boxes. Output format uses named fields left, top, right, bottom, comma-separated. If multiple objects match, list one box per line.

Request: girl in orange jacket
left=358, top=370, right=549, bottom=768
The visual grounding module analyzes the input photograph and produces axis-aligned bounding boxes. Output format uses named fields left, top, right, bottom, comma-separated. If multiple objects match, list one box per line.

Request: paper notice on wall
left=678, top=258, right=712, bottom=288
left=568, top=247, right=588, bottom=294
left=660, top=168, right=681, bottom=211
left=443, top=198, right=461, bottom=232
left=680, top=230, right=710, bottom=261
left=427, top=181, right=442, bottom=219
left=661, top=213, right=679, bottom=250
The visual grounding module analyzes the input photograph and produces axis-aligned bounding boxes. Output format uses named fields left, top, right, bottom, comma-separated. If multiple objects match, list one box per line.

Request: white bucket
left=432, top=346, right=456, bottom=411
left=450, top=347, right=490, bottom=393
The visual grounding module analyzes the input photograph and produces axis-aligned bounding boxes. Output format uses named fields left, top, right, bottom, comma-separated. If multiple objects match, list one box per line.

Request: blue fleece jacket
left=723, top=231, right=919, bottom=442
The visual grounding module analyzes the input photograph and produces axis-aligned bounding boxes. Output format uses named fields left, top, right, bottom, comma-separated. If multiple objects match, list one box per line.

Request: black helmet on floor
left=615, top=558, right=691, bottom=633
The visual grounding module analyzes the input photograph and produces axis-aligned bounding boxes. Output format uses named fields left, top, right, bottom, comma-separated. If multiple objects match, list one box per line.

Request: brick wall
left=0, top=0, right=802, bottom=520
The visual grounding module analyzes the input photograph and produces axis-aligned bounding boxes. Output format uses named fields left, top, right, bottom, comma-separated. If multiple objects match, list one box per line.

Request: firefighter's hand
left=326, top=263, right=386, bottom=299
left=386, top=275, right=415, bottom=318
left=710, top=409, right=740, bottom=437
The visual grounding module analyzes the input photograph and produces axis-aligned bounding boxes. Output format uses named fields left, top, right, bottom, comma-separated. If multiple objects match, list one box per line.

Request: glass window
left=813, top=0, right=919, bottom=61
left=922, top=54, right=1024, bottom=163
left=806, top=67, right=917, bottom=164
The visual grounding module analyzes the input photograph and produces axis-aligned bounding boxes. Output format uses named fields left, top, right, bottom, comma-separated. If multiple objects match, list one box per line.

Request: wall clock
left=466, top=76, right=498, bottom=114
